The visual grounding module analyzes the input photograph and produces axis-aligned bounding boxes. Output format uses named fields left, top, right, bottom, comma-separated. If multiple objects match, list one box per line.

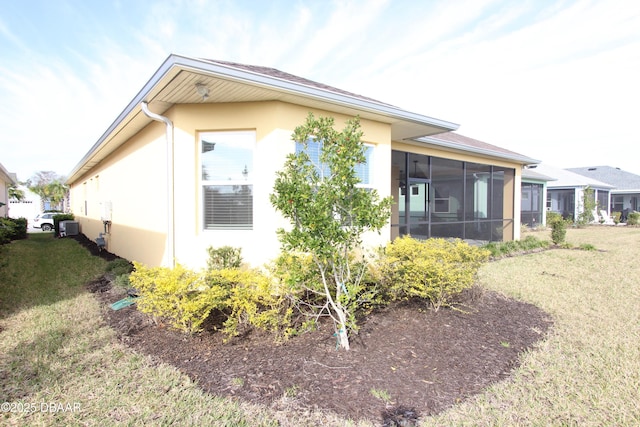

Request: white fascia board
left=67, top=54, right=459, bottom=183
left=178, top=55, right=460, bottom=131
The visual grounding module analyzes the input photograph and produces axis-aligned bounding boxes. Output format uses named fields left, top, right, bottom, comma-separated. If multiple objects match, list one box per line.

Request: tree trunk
left=335, top=310, right=350, bottom=350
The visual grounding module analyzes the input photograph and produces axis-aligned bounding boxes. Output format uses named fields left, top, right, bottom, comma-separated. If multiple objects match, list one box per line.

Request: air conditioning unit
left=59, top=220, right=79, bottom=237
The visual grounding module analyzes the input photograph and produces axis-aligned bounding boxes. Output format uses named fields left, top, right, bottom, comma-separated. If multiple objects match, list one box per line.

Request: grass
left=370, top=388, right=393, bottom=405
left=0, top=234, right=280, bottom=427
left=2, top=228, right=640, bottom=426
left=430, top=226, right=640, bottom=426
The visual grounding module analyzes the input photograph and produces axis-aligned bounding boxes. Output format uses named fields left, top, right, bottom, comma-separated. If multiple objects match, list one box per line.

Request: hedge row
left=130, top=238, right=490, bottom=338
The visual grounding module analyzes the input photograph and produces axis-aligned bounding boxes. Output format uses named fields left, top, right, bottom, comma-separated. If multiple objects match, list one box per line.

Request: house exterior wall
left=172, top=101, right=392, bottom=269
left=0, top=176, right=9, bottom=218
left=70, top=101, right=393, bottom=269
left=0, top=165, right=15, bottom=218
left=69, top=122, right=169, bottom=266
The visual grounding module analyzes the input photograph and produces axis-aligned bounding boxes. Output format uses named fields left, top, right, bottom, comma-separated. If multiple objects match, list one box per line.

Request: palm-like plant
left=8, top=184, right=25, bottom=202
left=27, top=171, right=68, bottom=211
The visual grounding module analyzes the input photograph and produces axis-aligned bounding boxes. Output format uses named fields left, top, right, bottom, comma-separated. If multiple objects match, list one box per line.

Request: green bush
left=546, top=211, right=562, bottom=224
left=206, top=245, right=243, bottom=270
left=130, top=262, right=228, bottom=334
left=547, top=212, right=567, bottom=244
left=207, top=268, right=292, bottom=339
left=269, top=251, right=385, bottom=336
left=106, top=258, right=135, bottom=289
left=379, top=236, right=490, bottom=311
left=269, top=252, right=324, bottom=302
left=628, top=212, right=640, bottom=226
left=0, top=225, right=9, bottom=245
left=0, top=217, right=28, bottom=243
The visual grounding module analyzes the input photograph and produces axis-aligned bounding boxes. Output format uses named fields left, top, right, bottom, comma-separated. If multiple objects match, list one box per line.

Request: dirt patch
left=78, top=234, right=553, bottom=424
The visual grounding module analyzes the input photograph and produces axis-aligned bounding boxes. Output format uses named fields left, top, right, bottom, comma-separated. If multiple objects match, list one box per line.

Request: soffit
left=68, top=58, right=458, bottom=183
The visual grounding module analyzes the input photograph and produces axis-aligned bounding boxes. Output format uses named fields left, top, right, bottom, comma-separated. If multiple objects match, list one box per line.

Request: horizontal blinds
left=203, top=185, right=253, bottom=229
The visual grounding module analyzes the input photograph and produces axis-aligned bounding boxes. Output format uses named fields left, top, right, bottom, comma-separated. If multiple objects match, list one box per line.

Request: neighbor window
left=295, top=139, right=373, bottom=187
left=200, top=130, right=255, bottom=230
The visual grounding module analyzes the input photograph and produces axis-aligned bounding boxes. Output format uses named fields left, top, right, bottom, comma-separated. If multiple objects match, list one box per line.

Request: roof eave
left=67, top=54, right=460, bottom=184
left=414, top=136, right=540, bottom=165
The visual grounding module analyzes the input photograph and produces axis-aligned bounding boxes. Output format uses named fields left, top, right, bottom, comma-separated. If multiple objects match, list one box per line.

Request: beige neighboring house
left=66, top=54, right=538, bottom=269
left=0, top=163, right=17, bottom=218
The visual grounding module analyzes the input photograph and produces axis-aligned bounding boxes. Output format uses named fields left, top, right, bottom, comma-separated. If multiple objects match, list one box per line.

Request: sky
left=1, top=0, right=639, bottom=183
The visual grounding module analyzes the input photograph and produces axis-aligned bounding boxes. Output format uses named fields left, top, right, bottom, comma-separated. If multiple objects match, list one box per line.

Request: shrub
left=207, top=245, right=243, bottom=270
left=269, top=251, right=385, bottom=337
left=546, top=211, right=562, bottom=224
left=269, top=252, right=324, bottom=303
left=628, top=212, right=640, bottom=226
left=207, top=269, right=292, bottom=339
left=106, top=258, right=135, bottom=289
left=130, top=261, right=292, bottom=339
left=130, top=262, right=228, bottom=334
left=0, top=217, right=28, bottom=243
left=0, top=224, right=8, bottom=245
left=379, top=236, right=490, bottom=311
left=547, top=212, right=567, bottom=245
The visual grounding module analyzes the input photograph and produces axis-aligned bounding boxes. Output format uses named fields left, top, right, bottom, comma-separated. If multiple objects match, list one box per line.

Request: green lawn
left=1, top=228, right=639, bottom=426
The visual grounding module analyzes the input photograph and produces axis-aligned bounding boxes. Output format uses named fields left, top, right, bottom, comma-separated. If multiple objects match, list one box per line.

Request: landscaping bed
left=79, top=235, right=552, bottom=424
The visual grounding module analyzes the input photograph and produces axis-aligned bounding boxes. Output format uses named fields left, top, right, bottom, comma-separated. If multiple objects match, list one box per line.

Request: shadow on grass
left=0, top=233, right=108, bottom=319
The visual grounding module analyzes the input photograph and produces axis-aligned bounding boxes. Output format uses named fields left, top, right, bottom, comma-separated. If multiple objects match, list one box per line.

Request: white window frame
left=200, top=130, right=255, bottom=231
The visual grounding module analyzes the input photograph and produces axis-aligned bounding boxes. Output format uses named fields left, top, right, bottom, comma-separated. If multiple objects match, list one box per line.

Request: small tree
left=270, top=114, right=392, bottom=350
left=577, top=186, right=596, bottom=226
left=27, top=171, right=68, bottom=212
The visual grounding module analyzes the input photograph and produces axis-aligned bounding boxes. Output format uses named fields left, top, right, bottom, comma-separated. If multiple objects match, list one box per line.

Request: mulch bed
left=78, top=234, right=553, bottom=425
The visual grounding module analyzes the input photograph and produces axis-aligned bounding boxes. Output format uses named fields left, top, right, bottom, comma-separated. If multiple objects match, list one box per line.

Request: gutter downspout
left=141, top=102, right=175, bottom=268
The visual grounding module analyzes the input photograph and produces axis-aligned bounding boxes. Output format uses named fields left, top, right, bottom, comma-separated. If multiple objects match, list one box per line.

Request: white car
left=32, top=212, right=59, bottom=232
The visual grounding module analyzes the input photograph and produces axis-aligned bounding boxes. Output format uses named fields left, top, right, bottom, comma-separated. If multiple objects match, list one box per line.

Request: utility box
left=101, top=201, right=113, bottom=222
left=59, top=220, right=79, bottom=237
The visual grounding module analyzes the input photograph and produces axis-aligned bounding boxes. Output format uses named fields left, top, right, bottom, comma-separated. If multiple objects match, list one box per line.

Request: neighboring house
left=527, top=164, right=613, bottom=221
left=9, top=185, right=43, bottom=223
left=566, top=166, right=640, bottom=221
left=66, top=54, right=538, bottom=269
left=521, top=166, right=555, bottom=227
left=0, top=163, right=17, bottom=218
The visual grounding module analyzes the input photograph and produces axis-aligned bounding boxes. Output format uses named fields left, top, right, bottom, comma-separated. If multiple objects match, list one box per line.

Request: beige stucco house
left=1, top=163, right=17, bottom=218
left=67, top=54, right=537, bottom=269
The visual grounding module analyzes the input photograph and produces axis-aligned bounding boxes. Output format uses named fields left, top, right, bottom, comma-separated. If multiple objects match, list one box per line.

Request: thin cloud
left=1, top=0, right=639, bottom=180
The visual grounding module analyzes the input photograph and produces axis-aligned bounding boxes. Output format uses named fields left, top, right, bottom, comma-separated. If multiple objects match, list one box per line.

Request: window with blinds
left=295, top=138, right=373, bottom=187
left=200, top=130, right=255, bottom=230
